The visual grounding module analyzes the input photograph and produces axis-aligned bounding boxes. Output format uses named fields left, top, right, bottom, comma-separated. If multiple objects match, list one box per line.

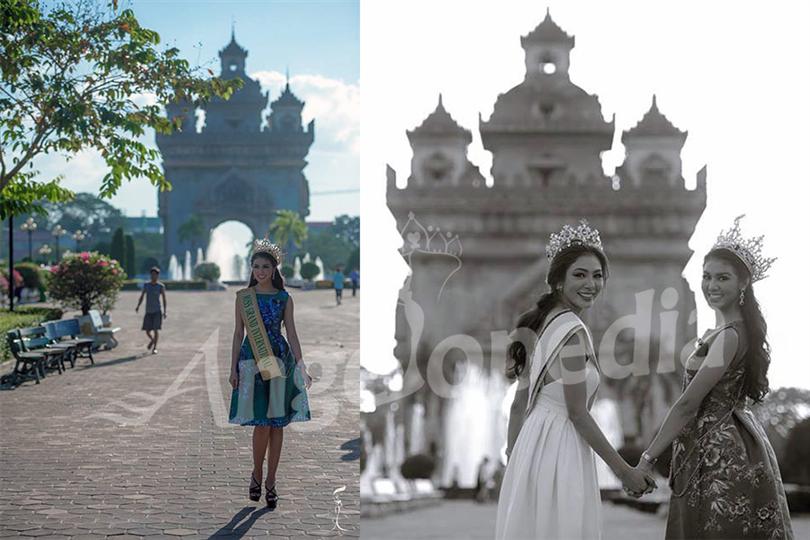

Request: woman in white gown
left=495, top=221, right=654, bottom=540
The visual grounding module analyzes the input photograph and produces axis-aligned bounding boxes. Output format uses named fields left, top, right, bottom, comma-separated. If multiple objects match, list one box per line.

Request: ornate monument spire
left=622, top=95, right=687, bottom=142
left=407, top=94, right=472, bottom=144
left=219, top=28, right=248, bottom=77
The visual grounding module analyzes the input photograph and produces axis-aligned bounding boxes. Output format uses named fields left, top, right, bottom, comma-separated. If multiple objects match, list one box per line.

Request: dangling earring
left=739, top=288, right=745, bottom=306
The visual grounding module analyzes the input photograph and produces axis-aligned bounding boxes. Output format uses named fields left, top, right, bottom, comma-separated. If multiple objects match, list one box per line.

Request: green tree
left=0, top=0, right=242, bottom=218
left=109, top=227, right=125, bottom=267
left=193, top=262, right=220, bottom=282
left=40, top=192, right=125, bottom=241
left=301, top=228, right=353, bottom=271
left=267, top=210, right=308, bottom=254
left=125, top=234, right=135, bottom=277
left=177, top=214, right=206, bottom=253
left=300, top=262, right=319, bottom=281
left=333, top=214, right=359, bottom=248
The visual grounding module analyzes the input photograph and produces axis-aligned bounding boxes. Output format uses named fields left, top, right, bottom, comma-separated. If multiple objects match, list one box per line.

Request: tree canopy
left=0, top=0, right=242, bottom=219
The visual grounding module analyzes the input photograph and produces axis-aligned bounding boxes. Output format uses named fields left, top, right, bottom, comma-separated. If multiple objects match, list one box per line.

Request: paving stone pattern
left=0, top=288, right=360, bottom=538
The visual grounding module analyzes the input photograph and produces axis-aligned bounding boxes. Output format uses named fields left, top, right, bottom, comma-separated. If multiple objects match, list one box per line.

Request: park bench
left=17, top=326, right=75, bottom=373
left=1, top=330, right=47, bottom=385
left=43, top=319, right=95, bottom=365
left=76, top=310, right=120, bottom=350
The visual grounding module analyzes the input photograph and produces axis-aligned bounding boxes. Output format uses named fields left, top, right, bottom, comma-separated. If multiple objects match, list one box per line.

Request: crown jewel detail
left=712, top=215, right=775, bottom=282
left=546, top=219, right=603, bottom=261
left=253, top=237, right=283, bottom=264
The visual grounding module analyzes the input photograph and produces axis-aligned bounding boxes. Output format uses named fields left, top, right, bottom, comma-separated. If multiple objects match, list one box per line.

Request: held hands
left=621, top=465, right=657, bottom=499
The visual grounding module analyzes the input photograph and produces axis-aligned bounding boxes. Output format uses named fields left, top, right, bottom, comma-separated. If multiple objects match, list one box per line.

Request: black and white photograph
left=360, top=1, right=809, bottom=539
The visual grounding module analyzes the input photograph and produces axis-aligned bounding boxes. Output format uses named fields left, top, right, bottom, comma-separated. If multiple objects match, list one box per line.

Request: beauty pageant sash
left=237, top=288, right=284, bottom=380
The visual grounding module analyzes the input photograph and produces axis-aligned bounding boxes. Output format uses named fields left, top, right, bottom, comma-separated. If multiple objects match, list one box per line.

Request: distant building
left=124, top=216, right=162, bottom=234
left=156, top=31, right=314, bottom=262
left=381, top=11, right=706, bottom=486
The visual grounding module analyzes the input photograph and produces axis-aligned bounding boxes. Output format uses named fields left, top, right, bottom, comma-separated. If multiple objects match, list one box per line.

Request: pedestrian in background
left=349, top=268, right=359, bottom=297
left=333, top=265, right=345, bottom=306
left=135, top=267, right=167, bottom=354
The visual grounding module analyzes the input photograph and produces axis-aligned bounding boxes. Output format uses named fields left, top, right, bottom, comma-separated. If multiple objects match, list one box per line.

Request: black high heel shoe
left=265, top=482, right=278, bottom=509
left=249, top=473, right=261, bottom=502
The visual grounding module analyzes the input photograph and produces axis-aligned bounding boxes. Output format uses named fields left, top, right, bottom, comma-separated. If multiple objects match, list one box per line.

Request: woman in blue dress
left=229, top=239, right=312, bottom=508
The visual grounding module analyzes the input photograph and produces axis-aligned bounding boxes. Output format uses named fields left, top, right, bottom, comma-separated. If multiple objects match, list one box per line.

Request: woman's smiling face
left=251, top=255, right=275, bottom=285
left=560, top=253, right=604, bottom=311
left=702, top=256, right=746, bottom=310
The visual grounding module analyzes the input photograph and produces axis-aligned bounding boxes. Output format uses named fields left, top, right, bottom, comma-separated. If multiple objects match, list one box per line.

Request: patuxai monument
left=381, top=11, right=707, bottom=487
left=156, top=31, right=314, bottom=261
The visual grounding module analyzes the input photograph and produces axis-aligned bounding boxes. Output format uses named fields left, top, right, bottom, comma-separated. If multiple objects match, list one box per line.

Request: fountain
left=592, top=398, right=623, bottom=489
left=441, top=363, right=508, bottom=487
left=168, top=255, right=181, bottom=281
left=293, top=257, right=302, bottom=280
left=302, top=253, right=311, bottom=264
left=183, top=250, right=193, bottom=280
left=232, top=254, right=245, bottom=281
left=205, top=221, right=253, bottom=282
left=314, top=256, right=325, bottom=281
left=196, top=247, right=205, bottom=267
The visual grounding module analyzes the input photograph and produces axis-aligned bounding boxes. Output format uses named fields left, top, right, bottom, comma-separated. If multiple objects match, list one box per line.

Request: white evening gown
left=495, top=311, right=602, bottom=540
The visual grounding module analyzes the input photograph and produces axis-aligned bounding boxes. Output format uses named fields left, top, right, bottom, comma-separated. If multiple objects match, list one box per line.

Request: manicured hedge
left=121, top=280, right=207, bottom=291
left=0, top=306, right=64, bottom=362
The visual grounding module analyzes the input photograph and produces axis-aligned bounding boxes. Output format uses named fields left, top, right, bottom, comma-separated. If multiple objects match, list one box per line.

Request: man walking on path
left=333, top=265, right=345, bottom=306
left=349, top=268, right=359, bottom=297
left=136, top=267, right=167, bottom=354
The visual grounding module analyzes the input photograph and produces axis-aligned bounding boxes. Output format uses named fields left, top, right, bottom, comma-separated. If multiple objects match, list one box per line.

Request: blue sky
left=44, top=0, right=359, bottom=221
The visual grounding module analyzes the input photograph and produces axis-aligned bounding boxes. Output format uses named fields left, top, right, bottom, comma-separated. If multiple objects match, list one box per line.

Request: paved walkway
left=0, top=287, right=359, bottom=539
left=361, top=499, right=810, bottom=539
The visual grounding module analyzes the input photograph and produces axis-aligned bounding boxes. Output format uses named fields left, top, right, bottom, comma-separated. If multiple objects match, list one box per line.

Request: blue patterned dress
left=228, top=290, right=311, bottom=427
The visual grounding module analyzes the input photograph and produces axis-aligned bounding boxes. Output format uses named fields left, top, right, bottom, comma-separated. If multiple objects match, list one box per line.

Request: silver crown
left=546, top=219, right=604, bottom=261
left=712, top=214, right=775, bottom=282
left=253, top=237, right=283, bottom=265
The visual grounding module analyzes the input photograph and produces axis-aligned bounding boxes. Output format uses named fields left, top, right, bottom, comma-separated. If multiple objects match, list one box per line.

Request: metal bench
left=17, top=326, right=75, bottom=373
left=1, top=330, right=47, bottom=386
left=43, top=319, right=95, bottom=365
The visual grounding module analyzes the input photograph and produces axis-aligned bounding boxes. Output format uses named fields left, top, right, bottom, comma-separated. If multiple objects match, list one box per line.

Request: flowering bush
left=0, top=269, right=24, bottom=295
left=48, top=252, right=127, bottom=315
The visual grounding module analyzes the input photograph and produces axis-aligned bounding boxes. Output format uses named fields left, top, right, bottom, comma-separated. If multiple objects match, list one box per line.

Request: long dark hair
left=247, top=252, right=285, bottom=291
left=705, top=248, right=770, bottom=402
left=507, top=245, right=609, bottom=378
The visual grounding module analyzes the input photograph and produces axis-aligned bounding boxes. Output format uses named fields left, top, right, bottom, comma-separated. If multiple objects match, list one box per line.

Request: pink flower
left=50, top=265, right=59, bottom=273
left=80, top=252, right=90, bottom=261
left=111, top=269, right=118, bottom=275
left=97, top=260, right=109, bottom=267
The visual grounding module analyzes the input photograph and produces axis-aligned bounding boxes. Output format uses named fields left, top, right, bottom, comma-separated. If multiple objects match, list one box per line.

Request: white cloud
left=252, top=71, right=360, bottom=155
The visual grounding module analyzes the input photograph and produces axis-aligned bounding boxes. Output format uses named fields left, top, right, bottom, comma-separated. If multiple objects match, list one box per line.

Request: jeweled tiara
left=546, top=219, right=603, bottom=261
left=711, top=215, right=775, bottom=282
left=253, top=237, right=283, bottom=265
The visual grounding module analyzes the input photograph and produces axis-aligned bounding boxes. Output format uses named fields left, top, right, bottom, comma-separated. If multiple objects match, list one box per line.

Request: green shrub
left=163, top=280, right=207, bottom=291
left=0, top=307, right=64, bottom=362
left=300, top=262, right=319, bottom=281
left=48, top=252, right=126, bottom=315
left=781, top=418, right=810, bottom=485
left=14, top=262, right=43, bottom=290
left=400, top=454, right=436, bottom=479
left=281, top=265, right=294, bottom=278
left=193, top=262, right=221, bottom=282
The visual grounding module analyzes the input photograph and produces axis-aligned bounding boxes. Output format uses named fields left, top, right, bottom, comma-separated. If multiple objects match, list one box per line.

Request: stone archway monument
left=156, top=31, right=313, bottom=264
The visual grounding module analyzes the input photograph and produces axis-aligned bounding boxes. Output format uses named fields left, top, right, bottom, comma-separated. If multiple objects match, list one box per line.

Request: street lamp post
left=20, top=217, right=37, bottom=261
left=72, top=230, right=86, bottom=251
left=52, top=224, right=66, bottom=260
left=38, top=244, right=52, bottom=265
